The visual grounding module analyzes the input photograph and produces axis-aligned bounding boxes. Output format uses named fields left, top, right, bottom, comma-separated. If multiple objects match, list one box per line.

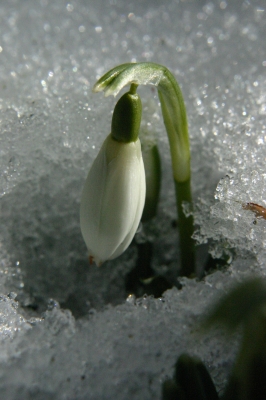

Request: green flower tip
left=111, top=87, right=142, bottom=143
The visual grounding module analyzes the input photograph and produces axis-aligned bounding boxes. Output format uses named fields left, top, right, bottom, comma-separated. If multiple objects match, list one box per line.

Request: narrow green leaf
left=175, top=353, right=218, bottom=400
left=204, top=278, right=266, bottom=331
left=162, top=379, right=186, bottom=400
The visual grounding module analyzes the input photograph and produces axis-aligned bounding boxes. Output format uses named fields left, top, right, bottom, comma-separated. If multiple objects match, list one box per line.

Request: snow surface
left=0, top=0, right=266, bottom=398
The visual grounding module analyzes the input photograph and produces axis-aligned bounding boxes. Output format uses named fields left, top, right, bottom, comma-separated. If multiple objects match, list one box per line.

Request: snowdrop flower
left=80, top=88, right=146, bottom=265
left=94, top=63, right=195, bottom=276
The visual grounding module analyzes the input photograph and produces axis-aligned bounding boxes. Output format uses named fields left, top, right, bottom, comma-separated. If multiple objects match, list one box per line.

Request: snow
left=0, top=0, right=265, bottom=398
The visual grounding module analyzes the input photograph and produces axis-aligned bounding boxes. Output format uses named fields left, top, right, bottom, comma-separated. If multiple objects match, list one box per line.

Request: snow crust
left=0, top=0, right=265, bottom=398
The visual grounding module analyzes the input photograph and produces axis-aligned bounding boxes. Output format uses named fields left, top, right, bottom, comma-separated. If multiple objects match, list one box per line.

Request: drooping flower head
left=80, top=88, right=145, bottom=265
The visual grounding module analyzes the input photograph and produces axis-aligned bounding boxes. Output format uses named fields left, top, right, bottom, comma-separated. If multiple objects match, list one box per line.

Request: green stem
left=129, top=83, right=138, bottom=94
left=175, top=180, right=195, bottom=277
left=93, top=62, right=195, bottom=276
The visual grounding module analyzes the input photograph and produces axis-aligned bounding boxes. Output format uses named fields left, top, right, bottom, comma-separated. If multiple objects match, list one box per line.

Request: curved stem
left=94, top=62, right=195, bottom=276
left=94, top=62, right=190, bottom=182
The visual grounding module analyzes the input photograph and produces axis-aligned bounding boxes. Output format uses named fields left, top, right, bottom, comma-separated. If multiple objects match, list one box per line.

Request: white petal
left=110, top=154, right=146, bottom=259
left=80, top=134, right=146, bottom=264
left=80, top=137, right=108, bottom=256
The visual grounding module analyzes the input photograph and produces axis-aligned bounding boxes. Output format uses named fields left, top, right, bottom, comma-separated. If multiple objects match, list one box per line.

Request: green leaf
left=204, top=277, right=266, bottom=331
left=162, top=379, right=186, bottom=400
left=175, top=353, right=218, bottom=400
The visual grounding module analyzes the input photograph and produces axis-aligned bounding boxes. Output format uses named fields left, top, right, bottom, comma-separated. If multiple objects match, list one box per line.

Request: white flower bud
left=80, top=134, right=146, bottom=266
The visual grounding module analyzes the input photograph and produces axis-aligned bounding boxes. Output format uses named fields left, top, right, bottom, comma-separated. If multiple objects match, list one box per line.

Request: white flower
left=80, top=133, right=146, bottom=266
